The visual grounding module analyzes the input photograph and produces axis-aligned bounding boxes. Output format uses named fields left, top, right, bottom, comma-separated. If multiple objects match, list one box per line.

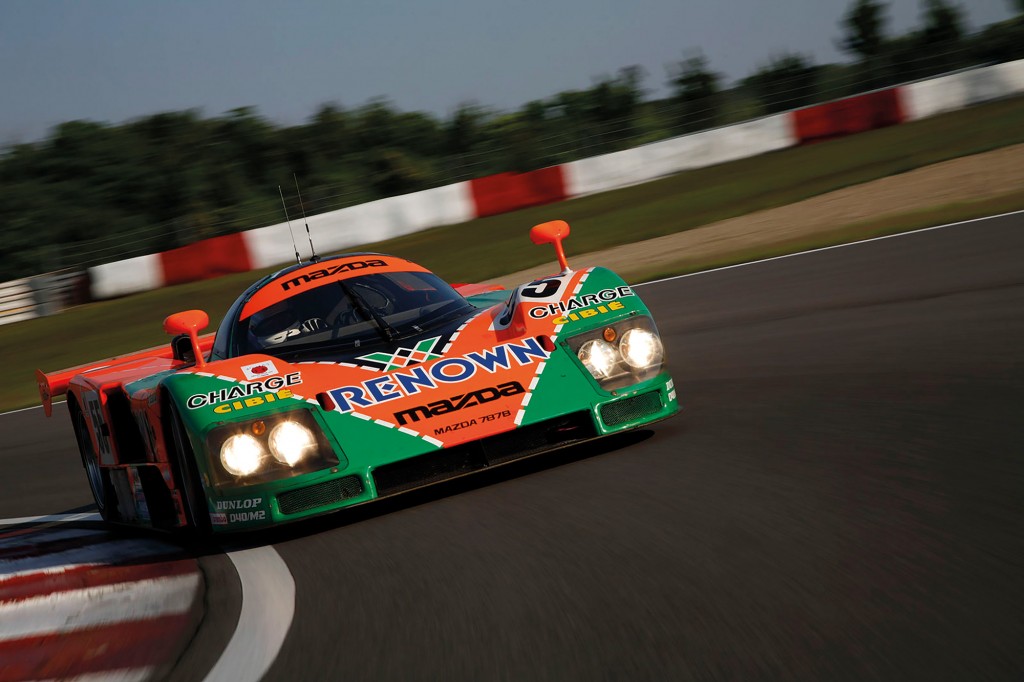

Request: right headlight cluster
left=205, top=408, right=340, bottom=487
left=567, top=316, right=665, bottom=390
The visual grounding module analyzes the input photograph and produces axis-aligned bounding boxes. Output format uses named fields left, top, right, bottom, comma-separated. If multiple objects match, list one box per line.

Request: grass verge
left=2, top=96, right=1024, bottom=412
left=622, top=189, right=1024, bottom=284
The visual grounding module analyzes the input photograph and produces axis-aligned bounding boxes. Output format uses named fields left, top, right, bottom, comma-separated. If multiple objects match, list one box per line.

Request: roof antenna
left=278, top=185, right=301, bottom=264
left=293, top=173, right=319, bottom=262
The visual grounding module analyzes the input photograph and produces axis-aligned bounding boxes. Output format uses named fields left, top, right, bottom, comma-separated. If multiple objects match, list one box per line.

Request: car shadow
left=194, top=428, right=656, bottom=554
left=15, top=429, right=655, bottom=559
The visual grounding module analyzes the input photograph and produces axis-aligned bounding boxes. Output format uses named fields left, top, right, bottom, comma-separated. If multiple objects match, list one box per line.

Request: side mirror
left=164, top=310, right=209, bottom=369
left=530, top=220, right=571, bottom=273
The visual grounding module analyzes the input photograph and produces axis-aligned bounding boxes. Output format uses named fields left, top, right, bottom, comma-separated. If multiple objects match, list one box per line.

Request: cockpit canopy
left=213, top=255, right=475, bottom=359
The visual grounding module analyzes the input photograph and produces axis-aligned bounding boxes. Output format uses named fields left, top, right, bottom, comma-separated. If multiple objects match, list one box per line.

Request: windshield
left=232, top=271, right=473, bottom=357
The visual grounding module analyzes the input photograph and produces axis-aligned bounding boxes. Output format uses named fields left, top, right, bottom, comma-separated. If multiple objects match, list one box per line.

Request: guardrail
left=0, top=279, right=38, bottom=325
left=0, top=271, right=87, bottom=326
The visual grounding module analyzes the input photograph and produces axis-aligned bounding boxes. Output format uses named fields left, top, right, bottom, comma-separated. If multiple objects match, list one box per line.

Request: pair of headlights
left=569, top=318, right=665, bottom=389
left=208, top=409, right=339, bottom=483
left=221, top=420, right=317, bottom=476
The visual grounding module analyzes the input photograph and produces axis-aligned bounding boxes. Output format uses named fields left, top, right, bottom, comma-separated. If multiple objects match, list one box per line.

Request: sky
left=0, top=0, right=1016, bottom=144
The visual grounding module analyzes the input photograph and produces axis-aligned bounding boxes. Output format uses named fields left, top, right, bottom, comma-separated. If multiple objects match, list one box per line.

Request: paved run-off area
left=0, top=212, right=1021, bottom=680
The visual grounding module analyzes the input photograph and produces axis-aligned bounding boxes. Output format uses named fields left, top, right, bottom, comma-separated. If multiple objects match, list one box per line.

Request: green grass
left=2, top=96, right=1023, bottom=412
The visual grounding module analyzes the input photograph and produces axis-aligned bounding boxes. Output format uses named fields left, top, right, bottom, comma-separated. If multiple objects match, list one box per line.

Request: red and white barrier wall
left=91, top=183, right=477, bottom=298
left=564, top=112, right=796, bottom=197
left=88, top=59, right=1024, bottom=300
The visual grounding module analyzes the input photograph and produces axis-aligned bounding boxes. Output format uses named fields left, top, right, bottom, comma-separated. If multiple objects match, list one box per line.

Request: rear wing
left=36, top=333, right=216, bottom=417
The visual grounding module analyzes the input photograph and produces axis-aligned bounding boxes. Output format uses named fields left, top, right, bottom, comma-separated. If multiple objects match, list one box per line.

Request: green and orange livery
left=37, top=221, right=678, bottom=532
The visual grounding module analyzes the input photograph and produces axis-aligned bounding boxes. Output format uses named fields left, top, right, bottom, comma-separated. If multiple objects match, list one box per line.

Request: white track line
left=0, top=573, right=200, bottom=640
left=0, top=400, right=65, bottom=416
left=203, top=546, right=295, bottom=682
left=0, top=512, right=102, bottom=527
left=635, top=209, right=1024, bottom=288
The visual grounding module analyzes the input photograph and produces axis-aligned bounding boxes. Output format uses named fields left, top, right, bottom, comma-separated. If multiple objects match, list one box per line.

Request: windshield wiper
left=416, top=301, right=474, bottom=332
left=338, top=280, right=399, bottom=343
left=272, top=336, right=363, bottom=360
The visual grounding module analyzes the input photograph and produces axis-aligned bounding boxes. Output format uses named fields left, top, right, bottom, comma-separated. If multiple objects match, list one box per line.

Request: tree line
left=1, top=0, right=1021, bottom=281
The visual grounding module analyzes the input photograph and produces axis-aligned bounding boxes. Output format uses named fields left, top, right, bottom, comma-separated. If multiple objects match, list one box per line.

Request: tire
left=72, top=404, right=118, bottom=522
left=166, top=399, right=212, bottom=535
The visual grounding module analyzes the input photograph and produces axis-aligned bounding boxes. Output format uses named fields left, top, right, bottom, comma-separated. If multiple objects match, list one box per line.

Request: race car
left=37, top=220, right=678, bottom=533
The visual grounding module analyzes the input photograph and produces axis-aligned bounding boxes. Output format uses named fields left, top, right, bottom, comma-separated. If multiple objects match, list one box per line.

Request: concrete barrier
left=794, top=89, right=905, bottom=143
left=160, top=233, right=253, bottom=286
left=564, top=113, right=794, bottom=197
left=90, top=254, right=163, bottom=299
left=904, top=59, right=1024, bottom=121
left=469, top=167, right=567, bottom=218
left=82, top=60, right=1024, bottom=300
left=247, top=182, right=475, bottom=269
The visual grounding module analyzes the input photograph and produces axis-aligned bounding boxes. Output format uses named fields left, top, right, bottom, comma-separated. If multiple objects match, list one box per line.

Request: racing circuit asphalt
left=1, top=212, right=1022, bottom=681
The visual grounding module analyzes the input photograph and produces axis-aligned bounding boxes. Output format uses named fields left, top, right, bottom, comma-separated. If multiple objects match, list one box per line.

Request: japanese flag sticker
left=242, top=360, right=279, bottom=381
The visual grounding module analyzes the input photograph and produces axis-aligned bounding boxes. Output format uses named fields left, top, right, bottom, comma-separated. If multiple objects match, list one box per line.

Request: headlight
left=619, top=328, right=664, bottom=369
left=220, top=433, right=265, bottom=476
left=566, top=316, right=666, bottom=390
left=206, top=408, right=342, bottom=487
left=578, top=339, right=620, bottom=379
left=268, top=421, right=317, bottom=466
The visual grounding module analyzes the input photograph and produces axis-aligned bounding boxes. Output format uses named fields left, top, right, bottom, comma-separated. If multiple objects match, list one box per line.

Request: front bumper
left=205, top=373, right=678, bottom=532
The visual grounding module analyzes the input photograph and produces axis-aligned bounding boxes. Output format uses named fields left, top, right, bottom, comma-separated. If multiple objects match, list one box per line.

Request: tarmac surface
left=1, top=213, right=1022, bottom=681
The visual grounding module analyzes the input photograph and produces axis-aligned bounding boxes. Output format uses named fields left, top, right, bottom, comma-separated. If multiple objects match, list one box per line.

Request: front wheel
left=166, top=400, right=211, bottom=535
left=72, top=405, right=118, bottom=522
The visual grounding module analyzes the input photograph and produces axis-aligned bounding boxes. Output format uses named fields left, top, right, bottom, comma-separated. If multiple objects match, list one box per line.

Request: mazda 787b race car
left=37, top=220, right=679, bottom=533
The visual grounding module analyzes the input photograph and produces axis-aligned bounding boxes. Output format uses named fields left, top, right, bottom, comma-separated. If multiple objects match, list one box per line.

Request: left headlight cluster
left=206, top=409, right=339, bottom=486
left=567, top=316, right=665, bottom=390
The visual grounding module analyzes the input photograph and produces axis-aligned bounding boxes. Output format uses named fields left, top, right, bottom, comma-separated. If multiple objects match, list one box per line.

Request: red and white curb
left=0, top=525, right=202, bottom=682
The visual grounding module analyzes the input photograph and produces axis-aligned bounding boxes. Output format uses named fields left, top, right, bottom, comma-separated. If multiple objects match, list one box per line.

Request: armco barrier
left=0, top=279, right=39, bottom=325
left=0, top=271, right=87, bottom=325
left=793, top=88, right=905, bottom=144
left=469, top=167, right=568, bottom=218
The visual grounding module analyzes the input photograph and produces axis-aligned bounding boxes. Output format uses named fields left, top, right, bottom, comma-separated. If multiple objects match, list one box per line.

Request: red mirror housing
left=164, top=310, right=210, bottom=368
left=530, top=220, right=571, bottom=273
